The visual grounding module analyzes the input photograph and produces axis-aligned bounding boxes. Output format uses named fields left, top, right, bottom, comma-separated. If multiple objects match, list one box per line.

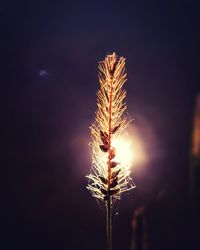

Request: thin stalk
left=106, top=76, right=113, bottom=250
left=106, top=197, right=112, bottom=250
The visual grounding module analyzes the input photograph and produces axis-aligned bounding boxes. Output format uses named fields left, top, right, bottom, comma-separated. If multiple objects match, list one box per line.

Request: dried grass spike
left=86, top=52, right=135, bottom=250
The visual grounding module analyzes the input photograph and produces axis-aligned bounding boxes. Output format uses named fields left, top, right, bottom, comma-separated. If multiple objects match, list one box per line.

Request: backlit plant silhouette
left=86, top=52, right=135, bottom=250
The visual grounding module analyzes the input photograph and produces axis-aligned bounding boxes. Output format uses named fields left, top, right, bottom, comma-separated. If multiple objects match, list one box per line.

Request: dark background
left=1, top=0, right=200, bottom=249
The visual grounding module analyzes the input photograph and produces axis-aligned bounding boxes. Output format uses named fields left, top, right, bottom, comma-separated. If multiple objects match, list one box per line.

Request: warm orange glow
left=192, top=94, right=200, bottom=157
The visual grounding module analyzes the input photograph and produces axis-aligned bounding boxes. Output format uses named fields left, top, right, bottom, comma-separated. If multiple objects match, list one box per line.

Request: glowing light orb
left=112, top=136, right=133, bottom=170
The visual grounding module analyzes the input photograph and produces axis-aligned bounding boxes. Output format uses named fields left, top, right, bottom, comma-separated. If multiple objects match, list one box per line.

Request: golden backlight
left=112, top=135, right=133, bottom=170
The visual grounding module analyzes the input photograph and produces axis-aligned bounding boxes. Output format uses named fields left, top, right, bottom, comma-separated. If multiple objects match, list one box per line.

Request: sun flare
left=112, top=135, right=133, bottom=170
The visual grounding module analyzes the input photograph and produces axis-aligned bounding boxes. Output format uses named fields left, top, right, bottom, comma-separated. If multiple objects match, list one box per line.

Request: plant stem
left=106, top=197, right=112, bottom=250
left=106, top=60, right=114, bottom=250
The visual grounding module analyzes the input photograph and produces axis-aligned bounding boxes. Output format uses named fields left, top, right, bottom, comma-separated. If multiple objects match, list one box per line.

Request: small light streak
left=39, top=69, right=49, bottom=79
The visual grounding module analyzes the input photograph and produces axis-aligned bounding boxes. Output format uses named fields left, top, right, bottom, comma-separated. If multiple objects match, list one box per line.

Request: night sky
left=1, top=1, right=200, bottom=250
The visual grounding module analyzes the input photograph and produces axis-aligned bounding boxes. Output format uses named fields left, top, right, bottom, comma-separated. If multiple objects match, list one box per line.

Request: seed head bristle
left=87, top=52, right=135, bottom=202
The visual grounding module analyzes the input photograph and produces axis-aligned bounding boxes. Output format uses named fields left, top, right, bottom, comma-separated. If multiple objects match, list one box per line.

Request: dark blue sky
left=1, top=1, right=200, bottom=250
